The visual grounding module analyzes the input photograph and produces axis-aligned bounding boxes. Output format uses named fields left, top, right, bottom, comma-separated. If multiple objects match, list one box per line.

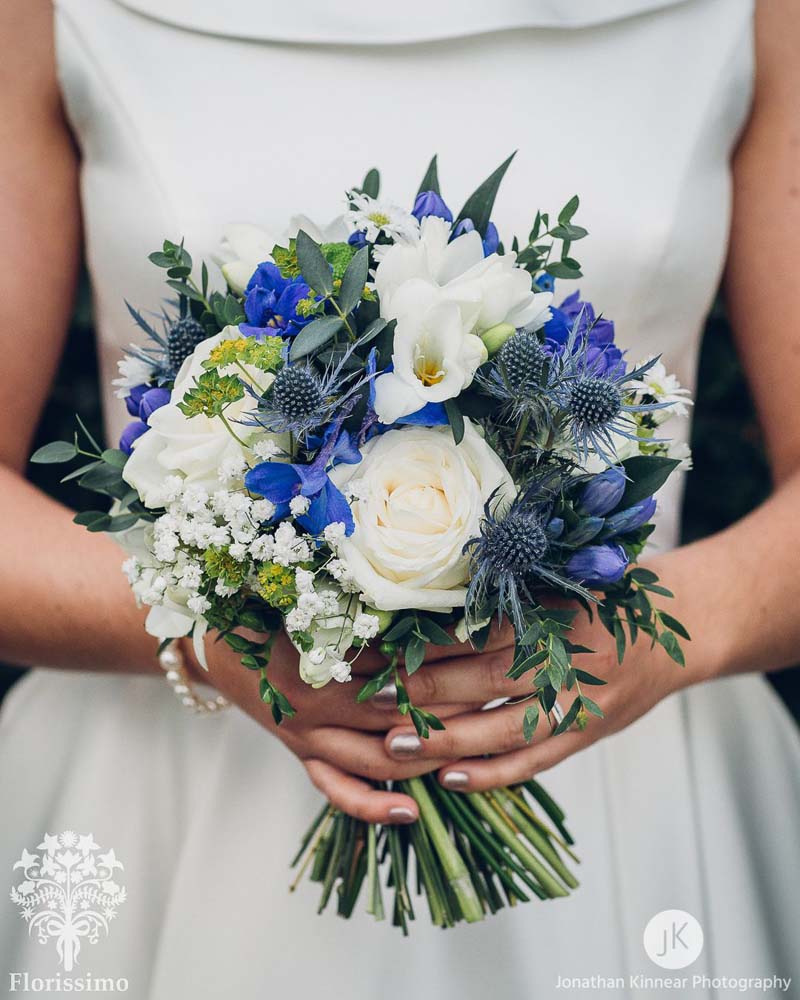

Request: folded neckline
left=109, top=0, right=697, bottom=46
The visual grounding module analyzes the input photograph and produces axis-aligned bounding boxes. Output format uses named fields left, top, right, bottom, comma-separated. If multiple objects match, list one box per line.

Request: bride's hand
left=192, top=631, right=471, bottom=823
left=382, top=601, right=694, bottom=791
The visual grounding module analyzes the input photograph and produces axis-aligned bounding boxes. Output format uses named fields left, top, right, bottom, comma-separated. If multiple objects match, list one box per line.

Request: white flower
left=628, top=360, right=693, bottom=423
left=373, top=280, right=488, bottom=423
left=187, top=595, right=211, bottom=615
left=218, top=454, right=248, bottom=486
left=250, top=498, right=277, bottom=522
left=252, top=438, right=282, bottom=462
left=112, top=351, right=156, bottom=398
left=347, top=191, right=420, bottom=245
left=352, top=612, right=380, bottom=641
left=375, top=216, right=552, bottom=336
left=328, top=419, right=514, bottom=611
left=330, top=660, right=352, bottom=684
left=289, top=495, right=311, bottom=517
left=667, top=439, right=693, bottom=470
left=123, top=328, right=282, bottom=508
left=293, top=589, right=360, bottom=687
left=323, top=522, right=347, bottom=546
left=295, top=568, right=316, bottom=594
left=285, top=606, right=314, bottom=634
left=121, top=557, right=140, bottom=584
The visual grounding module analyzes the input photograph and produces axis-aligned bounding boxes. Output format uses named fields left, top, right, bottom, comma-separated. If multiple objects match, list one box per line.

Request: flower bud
left=125, top=384, right=149, bottom=417
left=480, top=323, right=516, bottom=355
left=564, top=516, right=605, bottom=547
left=578, top=466, right=626, bottom=516
left=412, top=190, right=453, bottom=223
left=119, top=420, right=148, bottom=456
left=365, top=607, right=395, bottom=635
left=566, top=543, right=629, bottom=588
left=138, top=387, right=171, bottom=422
left=604, top=496, right=656, bottom=536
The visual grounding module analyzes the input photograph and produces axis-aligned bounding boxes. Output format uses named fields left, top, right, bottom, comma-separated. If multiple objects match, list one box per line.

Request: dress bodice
left=53, top=0, right=754, bottom=547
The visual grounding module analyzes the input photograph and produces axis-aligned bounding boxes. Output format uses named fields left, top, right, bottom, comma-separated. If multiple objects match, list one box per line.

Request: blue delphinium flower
left=120, top=385, right=171, bottom=453
left=578, top=466, right=626, bottom=516
left=545, top=291, right=623, bottom=376
left=412, top=190, right=453, bottom=223
left=245, top=426, right=360, bottom=536
left=138, top=387, right=170, bottom=422
left=565, top=543, right=629, bottom=588
left=240, top=262, right=315, bottom=339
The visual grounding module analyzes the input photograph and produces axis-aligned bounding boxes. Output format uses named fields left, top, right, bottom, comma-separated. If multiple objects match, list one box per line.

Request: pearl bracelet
left=157, top=641, right=230, bottom=716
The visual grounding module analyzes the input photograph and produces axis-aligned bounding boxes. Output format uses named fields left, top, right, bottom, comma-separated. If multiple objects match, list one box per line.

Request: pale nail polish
left=388, top=806, right=416, bottom=824
left=389, top=733, right=422, bottom=757
left=371, top=682, right=398, bottom=710
left=441, top=770, right=469, bottom=790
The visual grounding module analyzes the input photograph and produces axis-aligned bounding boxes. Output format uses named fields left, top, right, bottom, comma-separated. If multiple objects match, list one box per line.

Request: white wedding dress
left=2, top=1, right=799, bottom=996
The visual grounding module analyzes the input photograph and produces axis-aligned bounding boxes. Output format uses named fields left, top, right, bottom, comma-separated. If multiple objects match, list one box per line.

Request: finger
left=401, top=646, right=521, bottom=705
left=304, top=726, right=454, bottom=782
left=385, top=702, right=543, bottom=762
left=303, top=759, right=418, bottom=824
left=437, top=728, right=594, bottom=792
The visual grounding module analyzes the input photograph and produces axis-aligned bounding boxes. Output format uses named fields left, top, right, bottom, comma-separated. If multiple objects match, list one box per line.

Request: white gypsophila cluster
left=112, top=350, right=157, bottom=398
left=352, top=612, right=381, bottom=641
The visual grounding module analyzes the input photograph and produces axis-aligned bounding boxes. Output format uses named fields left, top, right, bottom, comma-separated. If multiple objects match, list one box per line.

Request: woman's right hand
left=193, top=631, right=469, bottom=824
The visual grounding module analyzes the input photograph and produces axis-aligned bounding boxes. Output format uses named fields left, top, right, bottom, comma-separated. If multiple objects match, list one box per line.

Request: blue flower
left=119, top=420, right=148, bottom=456
left=138, top=387, right=171, bottom=422
left=566, top=543, right=629, bottom=588
left=545, top=291, right=623, bottom=376
left=451, top=218, right=500, bottom=257
left=604, top=496, right=656, bottom=536
left=245, top=427, right=360, bottom=536
left=124, top=384, right=149, bottom=417
left=240, top=262, right=315, bottom=339
left=412, top=190, right=453, bottom=223
left=579, top=466, right=626, bottom=517
left=348, top=230, right=368, bottom=249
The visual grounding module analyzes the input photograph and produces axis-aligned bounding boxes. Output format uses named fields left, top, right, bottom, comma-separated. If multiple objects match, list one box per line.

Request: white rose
left=372, top=279, right=487, bottom=424
left=328, top=420, right=514, bottom=612
left=123, top=327, right=278, bottom=507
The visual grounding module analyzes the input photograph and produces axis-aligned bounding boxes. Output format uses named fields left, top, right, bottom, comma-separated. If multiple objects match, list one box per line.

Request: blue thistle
left=475, top=329, right=554, bottom=421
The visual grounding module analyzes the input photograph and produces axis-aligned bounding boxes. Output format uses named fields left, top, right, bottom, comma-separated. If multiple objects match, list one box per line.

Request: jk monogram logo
left=643, top=909, right=704, bottom=970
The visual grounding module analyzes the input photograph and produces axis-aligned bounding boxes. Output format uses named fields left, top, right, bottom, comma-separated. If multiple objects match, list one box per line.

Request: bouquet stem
left=291, top=774, right=579, bottom=933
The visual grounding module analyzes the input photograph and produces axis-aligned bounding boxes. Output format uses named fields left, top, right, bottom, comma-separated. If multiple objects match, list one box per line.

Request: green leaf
left=558, top=195, right=580, bottom=225
left=148, top=251, right=175, bottom=268
left=574, top=668, right=607, bottom=686
left=523, top=705, right=539, bottom=743
left=222, top=294, right=246, bottom=326
left=78, top=463, right=129, bottom=500
left=337, top=246, right=369, bottom=315
left=356, top=666, right=393, bottom=703
left=73, top=510, right=110, bottom=530
left=613, top=618, right=626, bottom=664
left=444, top=398, right=464, bottom=445
left=357, top=317, right=387, bottom=347
left=415, top=618, right=455, bottom=647
left=296, top=230, right=334, bottom=297
left=31, top=441, right=77, bottom=464
left=658, top=631, right=685, bottom=667
left=60, top=460, right=101, bottom=483
left=580, top=694, right=604, bottom=718
left=75, top=414, right=102, bottom=453
left=404, top=634, right=426, bottom=675
left=545, top=260, right=582, bottom=280
left=553, top=696, right=582, bottom=736
left=507, top=648, right=548, bottom=680
left=550, top=223, right=588, bottom=241
left=381, top=616, right=415, bottom=642
left=165, top=279, right=205, bottom=303
left=105, top=513, right=140, bottom=532
left=453, top=152, right=516, bottom=236
left=658, top=612, right=690, bottom=640
left=288, top=316, right=343, bottom=361
left=617, top=456, right=680, bottom=510
left=417, top=155, right=440, bottom=196
left=360, top=168, right=380, bottom=200
left=629, top=567, right=659, bottom=585
left=224, top=632, right=253, bottom=653
left=101, top=448, right=128, bottom=469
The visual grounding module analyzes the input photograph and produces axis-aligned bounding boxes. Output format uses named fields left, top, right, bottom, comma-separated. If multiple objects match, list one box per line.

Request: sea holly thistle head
left=166, top=317, right=208, bottom=371
left=178, top=370, right=245, bottom=418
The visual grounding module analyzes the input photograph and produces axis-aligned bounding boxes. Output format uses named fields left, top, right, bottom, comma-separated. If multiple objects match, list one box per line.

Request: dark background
left=2, top=281, right=798, bottom=721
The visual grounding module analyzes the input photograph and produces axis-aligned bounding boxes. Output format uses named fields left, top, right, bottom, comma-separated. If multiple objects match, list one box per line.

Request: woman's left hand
left=382, top=604, right=694, bottom=792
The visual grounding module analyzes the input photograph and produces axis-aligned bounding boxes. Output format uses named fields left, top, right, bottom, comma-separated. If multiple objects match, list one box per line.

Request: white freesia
left=123, top=327, right=279, bottom=507
left=372, top=279, right=487, bottom=423
left=329, top=420, right=514, bottom=611
left=372, top=217, right=552, bottom=421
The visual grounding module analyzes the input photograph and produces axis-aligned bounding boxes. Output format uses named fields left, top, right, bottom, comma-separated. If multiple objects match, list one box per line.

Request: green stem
left=494, top=789, right=578, bottom=889
left=404, top=777, right=484, bottom=923
left=218, top=411, right=249, bottom=449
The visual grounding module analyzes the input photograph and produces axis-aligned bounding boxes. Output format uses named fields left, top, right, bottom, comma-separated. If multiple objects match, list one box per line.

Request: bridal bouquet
left=35, top=156, right=691, bottom=932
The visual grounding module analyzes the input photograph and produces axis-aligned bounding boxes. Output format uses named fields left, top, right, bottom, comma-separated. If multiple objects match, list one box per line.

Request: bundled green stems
left=291, top=775, right=579, bottom=934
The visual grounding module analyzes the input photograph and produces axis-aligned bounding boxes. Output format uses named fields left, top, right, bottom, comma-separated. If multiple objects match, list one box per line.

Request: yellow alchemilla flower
left=256, top=562, right=297, bottom=608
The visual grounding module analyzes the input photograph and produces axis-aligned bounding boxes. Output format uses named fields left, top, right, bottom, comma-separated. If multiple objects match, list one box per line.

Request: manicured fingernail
left=441, top=770, right=469, bottom=790
left=371, top=682, right=398, bottom=709
left=389, top=733, right=422, bottom=757
left=388, top=806, right=416, bottom=824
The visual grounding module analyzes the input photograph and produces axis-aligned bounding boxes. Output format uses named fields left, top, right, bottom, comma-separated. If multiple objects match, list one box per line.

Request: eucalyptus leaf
left=337, top=246, right=369, bottom=316
left=444, top=398, right=464, bottom=445
left=453, top=152, right=516, bottom=236
left=31, top=441, right=77, bottom=464
left=289, top=316, right=344, bottom=361
left=296, top=230, right=334, bottom=297
left=404, top=634, right=426, bottom=675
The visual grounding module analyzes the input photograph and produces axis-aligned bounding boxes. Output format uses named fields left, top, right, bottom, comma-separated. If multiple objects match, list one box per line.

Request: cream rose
left=328, top=420, right=514, bottom=611
left=123, top=327, right=278, bottom=507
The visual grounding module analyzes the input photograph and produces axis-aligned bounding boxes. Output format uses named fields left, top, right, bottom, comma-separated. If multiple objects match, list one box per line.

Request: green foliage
left=177, top=370, right=244, bottom=418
